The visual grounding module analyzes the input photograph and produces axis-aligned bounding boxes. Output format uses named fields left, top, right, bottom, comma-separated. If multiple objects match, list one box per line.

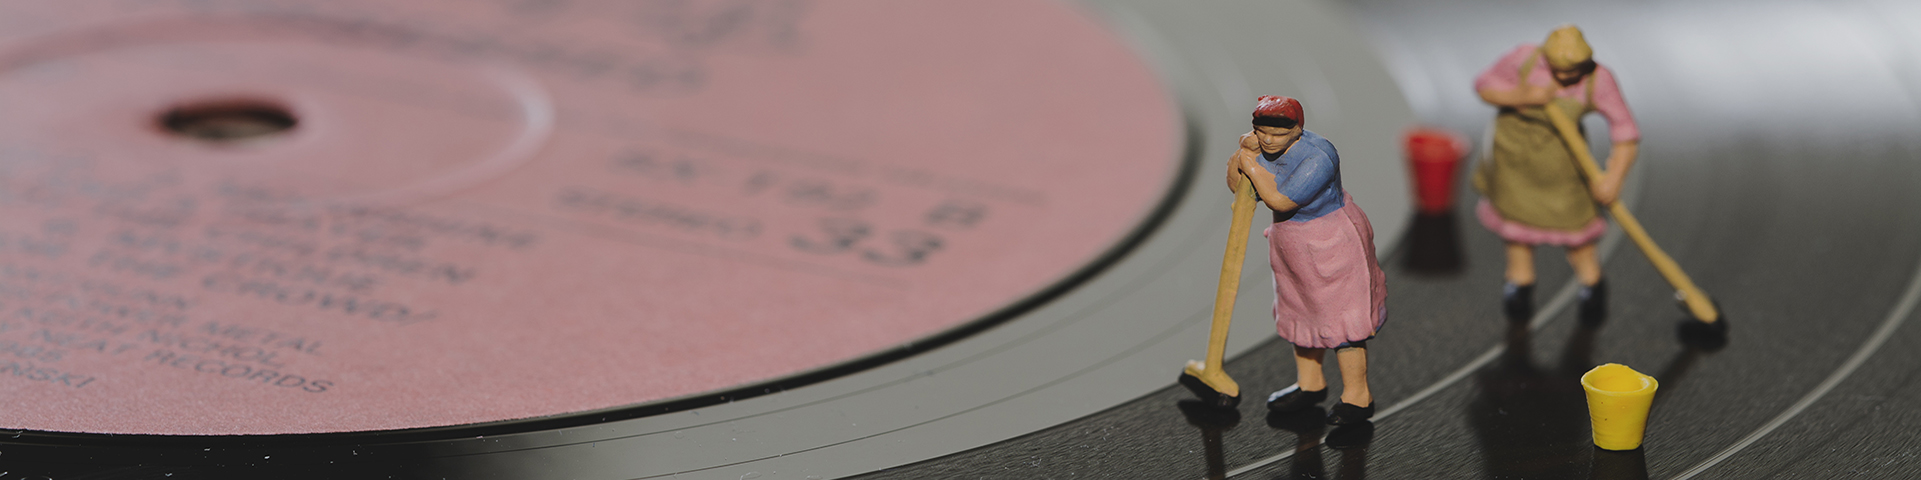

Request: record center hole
left=158, top=100, right=298, bottom=142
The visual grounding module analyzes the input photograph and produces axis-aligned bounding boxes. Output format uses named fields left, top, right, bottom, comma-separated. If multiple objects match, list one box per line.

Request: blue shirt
left=1257, top=130, right=1346, bottom=222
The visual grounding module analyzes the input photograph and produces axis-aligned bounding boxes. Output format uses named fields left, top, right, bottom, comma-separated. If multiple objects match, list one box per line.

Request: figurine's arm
left=1477, top=84, right=1555, bottom=108
left=1475, top=45, right=1552, bottom=108
left=1590, top=140, right=1638, bottom=205
left=1226, top=134, right=1300, bottom=212
left=1239, top=155, right=1300, bottom=212
left=1586, top=67, right=1641, bottom=205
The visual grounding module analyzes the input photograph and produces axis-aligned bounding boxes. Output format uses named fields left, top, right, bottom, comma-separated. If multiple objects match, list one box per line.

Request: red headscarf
left=1253, top=95, right=1303, bottom=126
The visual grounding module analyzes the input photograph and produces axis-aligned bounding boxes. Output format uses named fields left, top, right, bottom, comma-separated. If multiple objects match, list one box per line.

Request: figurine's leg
left=1269, top=345, right=1330, bottom=412
left=1334, top=344, right=1371, bottom=407
left=1503, top=242, right=1537, bottom=320
left=1567, top=243, right=1602, bottom=286
left=1326, top=344, right=1375, bottom=424
left=1568, top=242, right=1607, bottom=321
left=1504, top=242, right=1536, bottom=285
left=1294, top=346, right=1328, bottom=391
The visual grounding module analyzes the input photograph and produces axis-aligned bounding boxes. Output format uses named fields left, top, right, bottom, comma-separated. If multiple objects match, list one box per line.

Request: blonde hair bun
left=1544, top=25, right=1593, bottom=70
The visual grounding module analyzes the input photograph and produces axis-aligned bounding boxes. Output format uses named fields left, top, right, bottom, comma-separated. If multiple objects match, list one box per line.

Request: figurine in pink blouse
left=1471, top=25, right=1639, bottom=321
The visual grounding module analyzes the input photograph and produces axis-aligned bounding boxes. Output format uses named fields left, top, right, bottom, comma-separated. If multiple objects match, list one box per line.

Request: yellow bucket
left=1581, top=363, right=1658, bottom=450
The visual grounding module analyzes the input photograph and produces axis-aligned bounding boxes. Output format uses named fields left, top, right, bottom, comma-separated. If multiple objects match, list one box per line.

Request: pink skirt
left=1266, top=194, right=1388, bottom=349
left=1475, top=199, right=1606, bottom=246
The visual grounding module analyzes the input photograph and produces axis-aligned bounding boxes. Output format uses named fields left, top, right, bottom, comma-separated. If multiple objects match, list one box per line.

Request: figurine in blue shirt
left=1226, top=96, right=1388, bottom=425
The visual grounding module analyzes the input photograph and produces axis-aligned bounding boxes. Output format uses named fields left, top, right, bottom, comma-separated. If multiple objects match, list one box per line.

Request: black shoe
left=1266, top=385, right=1327, bottom=413
left=1503, top=283, right=1534, bottom=321
left=1327, top=401, right=1374, bottom=425
left=1578, top=279, right=1608, bottom=324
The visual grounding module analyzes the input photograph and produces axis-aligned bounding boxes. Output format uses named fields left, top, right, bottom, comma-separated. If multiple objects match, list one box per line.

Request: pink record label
left=0, top=0, right=1179, bottom=435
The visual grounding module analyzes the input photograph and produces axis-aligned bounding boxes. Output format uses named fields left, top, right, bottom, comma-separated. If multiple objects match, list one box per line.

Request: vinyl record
left=0, top=0, right=1416, bottom=478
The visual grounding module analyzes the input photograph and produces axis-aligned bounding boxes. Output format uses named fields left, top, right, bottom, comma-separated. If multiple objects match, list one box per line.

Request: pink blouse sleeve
left=1588, top=66, right=1640, bottom=142
left=1473, top=44, right=1538, bottom=92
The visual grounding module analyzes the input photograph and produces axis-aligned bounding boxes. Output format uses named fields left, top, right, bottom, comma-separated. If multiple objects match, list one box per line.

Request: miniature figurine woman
left=1227, top=96, right=1388, bottom=424
left=1472, top=25, right=1639, bottom=320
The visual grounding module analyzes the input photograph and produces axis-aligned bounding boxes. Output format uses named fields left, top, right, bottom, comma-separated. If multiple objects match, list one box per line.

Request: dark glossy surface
left=9, top=1, right=1921, bottom=478
left=862, top=1, right=1921, bottom=479
left=0, top=1, right=1415, bottom=478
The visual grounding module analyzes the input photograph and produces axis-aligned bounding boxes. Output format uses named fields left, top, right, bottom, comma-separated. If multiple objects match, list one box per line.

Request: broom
left=1179, top=173, right=1259, bottom=408
left=1542, top=102, right=1722, bottom=326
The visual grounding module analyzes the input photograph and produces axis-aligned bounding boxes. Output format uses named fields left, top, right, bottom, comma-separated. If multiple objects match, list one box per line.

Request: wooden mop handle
left=1541, top=102, right=1719, bottom=322
left=1204, top=174, right=1260, bottom=375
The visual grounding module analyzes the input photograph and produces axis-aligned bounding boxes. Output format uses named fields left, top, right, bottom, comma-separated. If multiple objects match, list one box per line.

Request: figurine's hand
left=1227, top=132, right=1262, bottom=192
left=1224, top=157, right=1239, bottom=192
left=1239, top=132, right=1260, bottom=151
left=1228, top=148, right=1263, bottom=194
left=1589, top=174, right=1622, bottom=205
left=1516, top=84, right=1556, bottom=106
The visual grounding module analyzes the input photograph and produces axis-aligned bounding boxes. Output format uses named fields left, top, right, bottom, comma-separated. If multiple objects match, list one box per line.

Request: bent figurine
left=1471, top=25, right=1640, bottom=321
left=1227, top=96, right=1388, bottom=425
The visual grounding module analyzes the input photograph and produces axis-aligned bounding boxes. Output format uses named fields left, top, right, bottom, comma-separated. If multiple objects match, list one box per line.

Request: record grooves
left=0, top=0, right=1432, bottom=477
left=0, top=121, right=1201, bottom=467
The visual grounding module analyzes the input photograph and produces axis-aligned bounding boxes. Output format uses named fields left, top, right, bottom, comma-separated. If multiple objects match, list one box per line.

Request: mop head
left=1178, top=361, right=1241, bottom=408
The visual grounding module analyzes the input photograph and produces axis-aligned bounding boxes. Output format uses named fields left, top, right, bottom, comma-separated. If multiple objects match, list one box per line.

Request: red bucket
left=1404, top=127, right=1468, bottom=214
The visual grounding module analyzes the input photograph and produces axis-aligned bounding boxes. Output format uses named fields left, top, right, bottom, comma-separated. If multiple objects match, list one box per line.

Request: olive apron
left=1473, top=49, right=1599, bottom=231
